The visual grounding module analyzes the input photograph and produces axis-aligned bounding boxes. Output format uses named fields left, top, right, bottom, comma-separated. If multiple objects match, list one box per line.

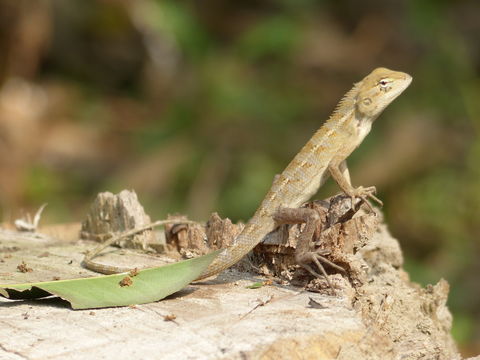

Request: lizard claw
left=297, top=250, right=346, bottom=289
left=347, top=185, right=382, bottom=212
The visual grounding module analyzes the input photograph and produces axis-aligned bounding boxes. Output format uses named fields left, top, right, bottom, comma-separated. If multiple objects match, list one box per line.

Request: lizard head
left=355, top=67, right=412, bottom=118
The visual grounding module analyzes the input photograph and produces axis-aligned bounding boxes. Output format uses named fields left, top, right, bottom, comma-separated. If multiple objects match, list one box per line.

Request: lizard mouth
left=404, top=73, right=413, bottom=86
left=388, top=72, right=412, bottom=101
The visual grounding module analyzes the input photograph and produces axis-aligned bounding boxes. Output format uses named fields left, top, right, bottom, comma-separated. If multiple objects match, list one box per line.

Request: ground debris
left=308, top=297, right=328, bottom=309
left=163, top=314, right=178, bottom=325
left=15, top=203, right=48, bottom=232
left=119, top=276, right=133, bottom=287
left=16, top=260, right=33, bottom=273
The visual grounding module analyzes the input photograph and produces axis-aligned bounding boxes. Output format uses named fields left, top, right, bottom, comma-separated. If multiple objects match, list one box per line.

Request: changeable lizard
left=83, top=67, right=412, bottom=284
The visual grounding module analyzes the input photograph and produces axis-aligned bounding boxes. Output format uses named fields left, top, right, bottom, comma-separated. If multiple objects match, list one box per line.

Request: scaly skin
left=196, top=67, right=412, bottom=280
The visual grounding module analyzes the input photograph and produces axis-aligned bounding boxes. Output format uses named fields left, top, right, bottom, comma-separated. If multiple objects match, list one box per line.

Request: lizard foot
left=296, top=250, right=346, bottom=289
left=347, top=185, right=382, bottom=212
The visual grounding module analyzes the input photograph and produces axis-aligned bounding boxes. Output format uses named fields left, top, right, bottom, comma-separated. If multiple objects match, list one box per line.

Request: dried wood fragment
left=80, top=190, right=155, bottom=250
left=205, top=212, right=243, bottom=250
left=165, top=214, right=208, bottom=257
left=164, top=213, right=243, bottom=258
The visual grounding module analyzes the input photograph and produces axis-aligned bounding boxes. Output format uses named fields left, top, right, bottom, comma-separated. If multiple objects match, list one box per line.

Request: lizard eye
left=378, top=79, right=390, bottom=87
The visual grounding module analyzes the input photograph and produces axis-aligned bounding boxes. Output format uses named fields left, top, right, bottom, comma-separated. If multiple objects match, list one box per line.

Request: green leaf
left=246, top=281, right=264, bottom=289
left=0, top=250, right=220, bottom=309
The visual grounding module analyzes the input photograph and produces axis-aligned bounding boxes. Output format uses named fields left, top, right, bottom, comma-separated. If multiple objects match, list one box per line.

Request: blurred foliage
left=0, top=0, right=478, bottom=355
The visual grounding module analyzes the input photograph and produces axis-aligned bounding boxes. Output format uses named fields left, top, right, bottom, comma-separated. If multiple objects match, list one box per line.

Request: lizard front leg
left=328, top=160, right=382, bottom=211
left=273, top=207, right=345, bottom=288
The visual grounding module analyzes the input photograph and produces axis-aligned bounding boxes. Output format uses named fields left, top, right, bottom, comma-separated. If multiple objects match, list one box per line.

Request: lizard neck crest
left=329, top=81, right=361, bottom=119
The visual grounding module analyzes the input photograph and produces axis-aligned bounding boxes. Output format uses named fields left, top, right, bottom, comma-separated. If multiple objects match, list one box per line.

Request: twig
left=239, top=295, right=274, bottom=320
left=82, top=219, right=199, bottom=273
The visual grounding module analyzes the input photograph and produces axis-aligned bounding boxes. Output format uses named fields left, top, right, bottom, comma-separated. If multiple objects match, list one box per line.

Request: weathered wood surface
left=0, top=219, right=463, bottom=360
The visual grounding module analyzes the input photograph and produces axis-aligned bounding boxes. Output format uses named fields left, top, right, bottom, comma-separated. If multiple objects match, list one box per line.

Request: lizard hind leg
left=273, top=206, right=345, bottom=289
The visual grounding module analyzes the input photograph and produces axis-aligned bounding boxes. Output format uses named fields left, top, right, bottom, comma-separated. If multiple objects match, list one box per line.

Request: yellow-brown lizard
left=196, top=67, right=412, bottom=280
left=83, top=67, right=412, bottom=283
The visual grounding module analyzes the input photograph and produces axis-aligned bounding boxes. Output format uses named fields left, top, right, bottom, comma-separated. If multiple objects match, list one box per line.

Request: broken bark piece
left=165, top=212, right=244, bottom=257
left=165, top=214, right=209, bottom=256
left=80, top=190, right=155, bottom=250
left=205, top=212, right=243, bottom=250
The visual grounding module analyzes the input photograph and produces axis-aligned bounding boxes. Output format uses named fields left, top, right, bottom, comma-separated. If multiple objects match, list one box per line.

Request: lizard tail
left=195, top=217, right=275, bottom=281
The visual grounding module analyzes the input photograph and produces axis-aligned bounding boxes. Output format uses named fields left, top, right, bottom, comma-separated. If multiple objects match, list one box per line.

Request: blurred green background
left=0, top=0, right=478, bottom=355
